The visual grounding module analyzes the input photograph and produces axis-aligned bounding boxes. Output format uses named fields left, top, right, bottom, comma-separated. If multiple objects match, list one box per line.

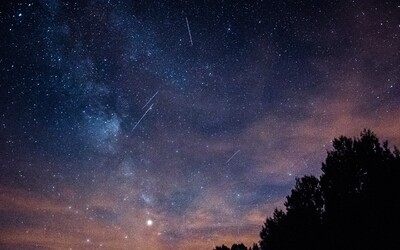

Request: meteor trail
left=226, top=149, right=240, bottom=164
left=132, top=103, right=154, bottom=132
left=142, top=91, right=159, bottom=109
left=185, top=17, right=193, bottom=46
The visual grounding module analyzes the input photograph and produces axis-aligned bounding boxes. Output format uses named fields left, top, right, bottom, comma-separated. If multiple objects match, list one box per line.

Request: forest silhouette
left=214, top=130, right=400, bottom=250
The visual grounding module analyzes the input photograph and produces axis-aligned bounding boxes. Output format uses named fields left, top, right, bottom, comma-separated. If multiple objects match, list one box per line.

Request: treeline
left=214, top=130, right=400, bottom=250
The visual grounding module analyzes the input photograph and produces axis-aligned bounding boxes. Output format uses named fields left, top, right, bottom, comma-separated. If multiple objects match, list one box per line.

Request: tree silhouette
left=258, top=130, right=400, bottom=250
left=231, top=243, right=248, bottom=250
left=260, top=176, right=323, bottom=250
left=215, top=130, right=399, bottom=250
left=285, top=175, right=323, bottom=249
left=214, top=243, right=250, bottom=250
left=214, top=245, right=231, bottom=250
left=248, top=243, right=260, bottom=250
left=320, top=130, right=400, bottom=249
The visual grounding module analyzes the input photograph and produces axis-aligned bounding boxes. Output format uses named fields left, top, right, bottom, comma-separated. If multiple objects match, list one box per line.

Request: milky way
left=1, top=1, right=399, bottom=249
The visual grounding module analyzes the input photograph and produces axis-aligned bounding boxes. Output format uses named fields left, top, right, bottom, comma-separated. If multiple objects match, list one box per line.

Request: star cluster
left=0, top=0, right=399, bottom=249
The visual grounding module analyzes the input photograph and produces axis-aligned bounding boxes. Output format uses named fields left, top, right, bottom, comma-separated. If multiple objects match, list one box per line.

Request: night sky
left=0, top=0, right=399, bottom=249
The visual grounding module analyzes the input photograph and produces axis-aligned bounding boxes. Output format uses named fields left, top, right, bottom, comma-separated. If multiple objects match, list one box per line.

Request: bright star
left=147, top=219, right=153, bottom=226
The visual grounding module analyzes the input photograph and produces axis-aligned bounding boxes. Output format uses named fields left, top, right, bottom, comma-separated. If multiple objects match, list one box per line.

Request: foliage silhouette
left=319, top=129, right=400, bottom=250
left=214, top=245, right=231, bottom=250
left=214, top=243, right=260, bottom=250
left=259, top=175, right=324, bottom=250
left=248, top=243, right=259, bottom=250
left=214, top=243, right=255, bottom=250
left=214, top=130, right=400, bottom=250
left=231, top=243, right=248, bottom=250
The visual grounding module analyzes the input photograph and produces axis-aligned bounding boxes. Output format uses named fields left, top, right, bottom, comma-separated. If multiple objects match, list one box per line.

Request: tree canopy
left=213, top=243, right=259, bottom=250
left=214, top=130, right=400, bottom=250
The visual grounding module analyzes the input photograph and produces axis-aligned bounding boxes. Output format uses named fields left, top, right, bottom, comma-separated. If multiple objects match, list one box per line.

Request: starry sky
left=0, top=0, right=399, bottom=249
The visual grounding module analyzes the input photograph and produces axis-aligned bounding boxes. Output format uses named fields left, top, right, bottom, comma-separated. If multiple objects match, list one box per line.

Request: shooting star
left=226, top=149, right=240, bottom=164
left=132, top=103, right=154, bottom=132
left=185, top=17, right=193, bottom=46
left=142, top=90, right=159, bottom=109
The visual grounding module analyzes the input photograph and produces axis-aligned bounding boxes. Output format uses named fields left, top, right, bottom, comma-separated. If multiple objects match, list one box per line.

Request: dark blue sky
left=0, top=0, right=399, bottom=249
